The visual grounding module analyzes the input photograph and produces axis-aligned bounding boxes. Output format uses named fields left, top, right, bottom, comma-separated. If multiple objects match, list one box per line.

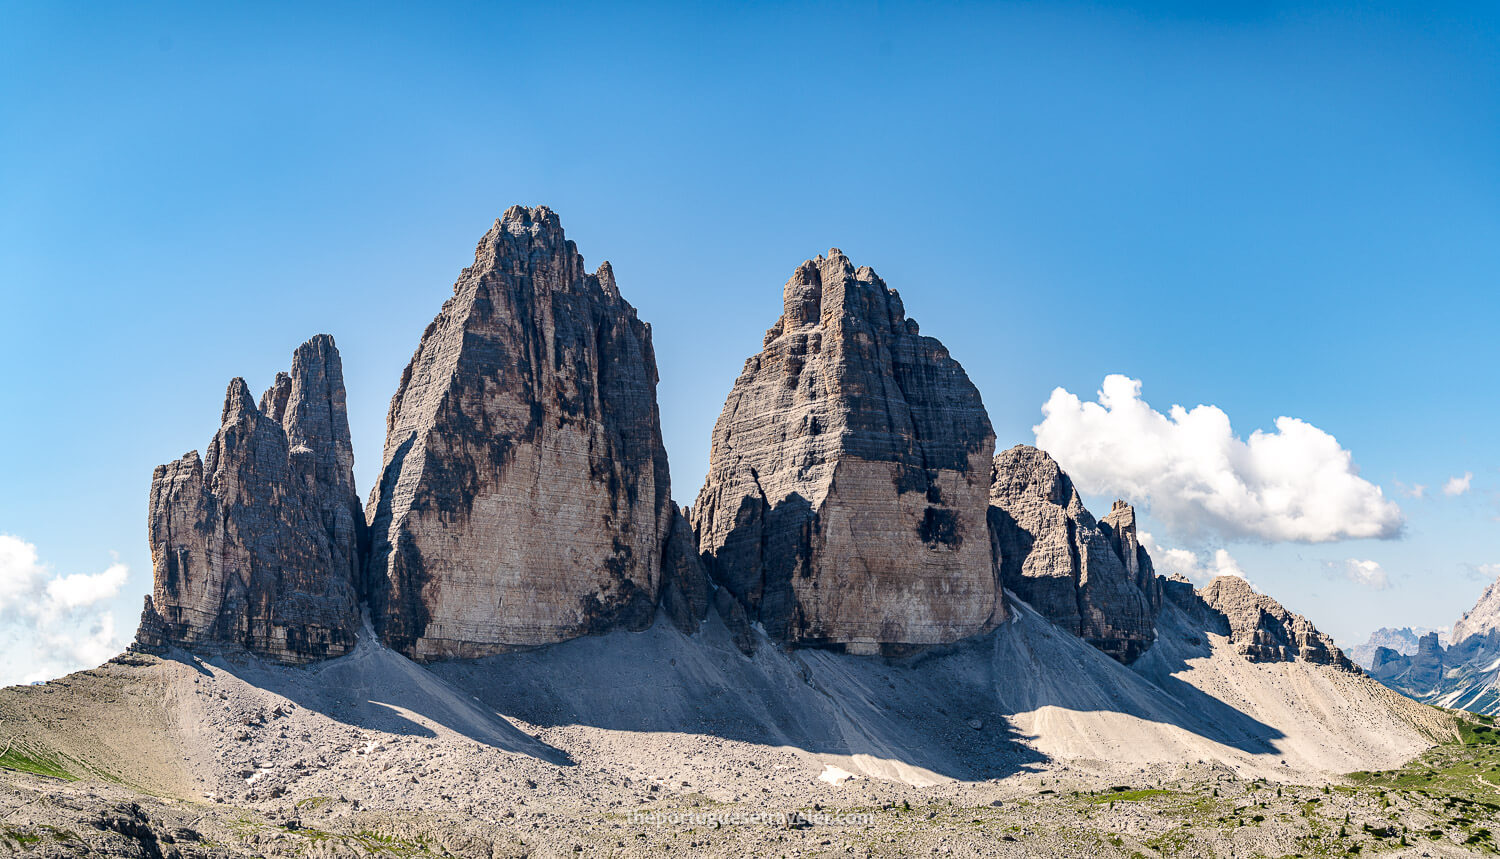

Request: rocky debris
left=659, top=507, right=713, bottom=634
left=364, top=205, right=673, bottom=661
left=1198, top=575, right=1356, bottom=671
left=136, top=336, right=362, bottom=663
left=987, top=445, right=1157, bottom=663
left=690, top=249, right=1001, bottom=653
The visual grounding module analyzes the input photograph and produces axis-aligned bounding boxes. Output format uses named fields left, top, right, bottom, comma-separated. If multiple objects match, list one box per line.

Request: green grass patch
left=1089, top=789, right=1173, bottom=803
left=0, top=742, right=77, bottom=781
left=1459, top=719, right=1500, bottom=746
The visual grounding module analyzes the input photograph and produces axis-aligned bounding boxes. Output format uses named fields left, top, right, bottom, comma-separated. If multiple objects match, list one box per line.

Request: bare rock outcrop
left=135, top=335, right=363, bottom=663
left=1452, top=576, right=1500, bottom=649
left=988, top=445, right=1157, bottom=663
left=1100, top=499, right=1162, bottom=616
left=659, top=508, right=713, bottom=635
left=1198, top=575, right=1356, bottom=671
left=691, top=250, right=1001, bottom=654
left=364, top=205, right=673, bottom=661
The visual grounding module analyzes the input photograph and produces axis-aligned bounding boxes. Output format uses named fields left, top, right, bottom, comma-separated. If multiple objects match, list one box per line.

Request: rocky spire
left=1100, top=499, right=1162, bottom=616
left=136, top=339, right=363, bottom=663
left=691, top=250, right=1002, bottom=654
left=988, top=445, right=1158, bottom=663
left=277, top=335, right=364, bottom=587
left=364, top=205, right=673, bottom=661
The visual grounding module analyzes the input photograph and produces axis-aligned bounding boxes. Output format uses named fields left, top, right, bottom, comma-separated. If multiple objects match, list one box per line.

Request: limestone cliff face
left=261, top=335, right=365, bottom=588
left=691, top=250, right=1001, bottom=654
left=364, top=205, right=673, bottom=661
left=1100, top=500, right=1162, bottom=616
left=988, top=446, right=1157, bottom=663
left=659, top=508, right=713, bottom=635
left=1452, top=577, right=1500, bottom=649
left=136, top=336, right=363, bottom=663
left=1198, top=575, right=1355, bottom=671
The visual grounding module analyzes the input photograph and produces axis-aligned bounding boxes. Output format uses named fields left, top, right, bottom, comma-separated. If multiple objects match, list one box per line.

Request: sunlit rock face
left=364, top=205, right=673, bottom=661
left=1199, top=575, right=1356, bottom=671
left=691, top=250, right=1002, bottom=654
left=987, top=446, right=1158, bottom=663
left=136, top=336, right=362, bottom=663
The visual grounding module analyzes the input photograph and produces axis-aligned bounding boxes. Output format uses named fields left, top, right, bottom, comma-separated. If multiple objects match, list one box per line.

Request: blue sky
left=2, top=1, right=1497, bottom=683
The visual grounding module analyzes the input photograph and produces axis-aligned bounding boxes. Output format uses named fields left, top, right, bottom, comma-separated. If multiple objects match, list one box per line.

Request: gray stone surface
left=690, top=250, right=1002, bottom=653
left=1347, top=626, right=1449, bottom=671
left=1100, top=499, right=1162, bottom=617
left=987, top=445, right=1157, bottom=663
left=136, top=336, right=363, bottom=663
left=274, top=334, right=366, bottom=589
left=659, top=507, right=712, bottom=635
left=1452, top=576, right=1500, bottom=648
left=1198, top=575, right=1356, bottom=671
left=364, top=205, right=673, bottom=661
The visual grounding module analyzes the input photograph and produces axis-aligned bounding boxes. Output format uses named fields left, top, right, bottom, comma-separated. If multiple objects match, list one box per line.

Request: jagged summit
left=691, top=249, right=1001, bottom=653
left=987, top=445, right=1160, bottom=663
left=363, top=206, right=673, bottom=661
left=1452, top=575, right=1500, bottom=647
left=1198, top=574, right=1355, bottom=671
left=1365, top=573, right=1500, bottom=715
left=136, top=335, right=362, bottom=664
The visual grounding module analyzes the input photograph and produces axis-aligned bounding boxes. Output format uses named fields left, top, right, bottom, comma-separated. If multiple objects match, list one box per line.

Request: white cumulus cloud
left=1444, top=472, right=1474, bottom=497
left=1139, top=532, right=1246, bottom=585
left=1338, top=558, right=1390, bottom=590
left=0, top=534, right=129, bottom=686
left=1034, top=375, right=1404, bottom=543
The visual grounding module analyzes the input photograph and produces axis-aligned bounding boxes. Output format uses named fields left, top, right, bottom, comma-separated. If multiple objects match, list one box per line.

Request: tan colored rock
left=364, top=205, right=673, bottom=661
left=1199, top=575, right=1355, bottom=671
left=691, top=250, right=1001, bottom=654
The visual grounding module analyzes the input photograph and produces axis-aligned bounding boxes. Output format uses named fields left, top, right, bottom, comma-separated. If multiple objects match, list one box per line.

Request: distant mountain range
left=1357, top=577, right=1500, bottom=715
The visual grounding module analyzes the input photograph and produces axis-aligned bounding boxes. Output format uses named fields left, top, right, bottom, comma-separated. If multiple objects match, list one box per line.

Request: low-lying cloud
left=1034, top=375, right=1404, bottom=544
left=0, top=534, right=128, bottom=686
left=1139, top=532, right=1246, bottom=585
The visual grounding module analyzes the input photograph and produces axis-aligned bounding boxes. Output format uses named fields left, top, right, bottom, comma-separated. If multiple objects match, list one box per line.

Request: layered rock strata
left=135, top=336, right=363, bottom=663
left=691, top=250, right=1002, bottom=654
left=1198, top=575, right=1356, bottom=671
left=659, top=508, right=713, bottom=635
left=364, top=205, right=673, bottom=661
left=987, top=445, right=1158, bottom=663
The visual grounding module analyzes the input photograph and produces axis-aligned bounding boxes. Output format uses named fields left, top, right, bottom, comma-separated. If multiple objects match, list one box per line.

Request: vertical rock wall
left=691, top=251, right=1002, bottom=653
left=988, top=445, right=1158, bottom=663
left=363, top=205, right=673, bottom=661
left=136, top=336, right=362, bottom=663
